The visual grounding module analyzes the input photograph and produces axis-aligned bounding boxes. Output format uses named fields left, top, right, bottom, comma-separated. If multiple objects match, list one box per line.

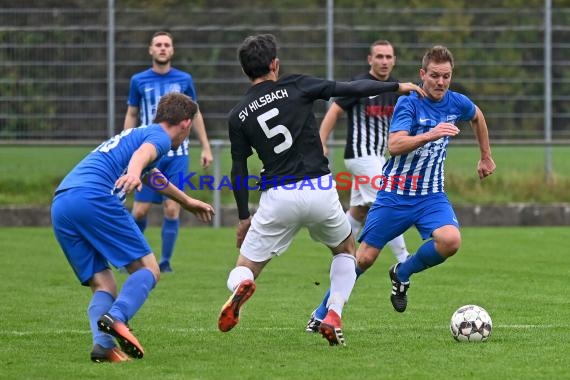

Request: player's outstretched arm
left=115, top=143, right=158, bottom=194
left=332, top=80, right=426, bottom=98
left=142, top=168, right=214, bottom=223
left=192, top=110, right=214, bottom=168
left=470, top=106, right=496, bottom=179
left=179, top=197, right=215, bottom=223
left=123, top=105, right=140, bottom=130
left=396, top=82, right=426, bottom=97
left=319, top=102, right=344, bottom=157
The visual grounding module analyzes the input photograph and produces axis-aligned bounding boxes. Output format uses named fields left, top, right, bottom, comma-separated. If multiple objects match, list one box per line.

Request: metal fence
left=1, top=1, right=569, bottom=142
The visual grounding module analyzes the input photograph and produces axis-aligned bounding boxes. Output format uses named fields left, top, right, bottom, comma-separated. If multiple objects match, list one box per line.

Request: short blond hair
left=422, top=45, right=454, bottom=70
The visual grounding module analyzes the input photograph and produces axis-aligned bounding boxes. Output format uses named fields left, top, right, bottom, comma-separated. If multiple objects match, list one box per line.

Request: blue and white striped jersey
left=127, top=67, right=197, bottom=156
left=382, top=90, right=476, bottom=196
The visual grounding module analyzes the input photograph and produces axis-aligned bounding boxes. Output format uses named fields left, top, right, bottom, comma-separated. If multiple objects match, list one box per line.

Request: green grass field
left=1, top=145, right=570, bottom=206
left=1, top=227, right=569, bottom=380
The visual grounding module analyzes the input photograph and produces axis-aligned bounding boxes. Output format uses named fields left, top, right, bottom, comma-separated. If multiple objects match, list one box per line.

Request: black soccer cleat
left=389, top=263, right=410, bottom=313
left=305, top=310, right=322, bottom=333
left=159, top=261, right=173, bottom=273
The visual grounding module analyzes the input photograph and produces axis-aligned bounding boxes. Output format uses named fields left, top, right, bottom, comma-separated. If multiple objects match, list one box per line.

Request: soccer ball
left=450, top=304, right=492, bottom=342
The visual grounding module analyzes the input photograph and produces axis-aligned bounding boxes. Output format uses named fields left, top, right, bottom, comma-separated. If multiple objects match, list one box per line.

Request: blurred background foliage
left=1, top=0, right=568, bottom=140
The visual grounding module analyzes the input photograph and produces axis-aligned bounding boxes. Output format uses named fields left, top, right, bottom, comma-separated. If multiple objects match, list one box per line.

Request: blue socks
left=107, top=268, right=156, bottom=323
left=160, top=218, right=179, bottom=265
left=88, top=291, right=115, bottom=348
left=397, top=240, right=445, bottom=282
left=314, top=266, right=364, bottom=320
left=134, top=218, right=147, bottom=233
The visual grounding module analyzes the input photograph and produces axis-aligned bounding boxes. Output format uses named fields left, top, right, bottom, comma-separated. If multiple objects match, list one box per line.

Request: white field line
left=2, top=324, right=567, bottom=336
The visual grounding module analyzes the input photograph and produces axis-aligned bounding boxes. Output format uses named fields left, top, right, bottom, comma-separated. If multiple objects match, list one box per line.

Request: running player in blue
left=51, top=93, right=214, bottom=363
left=314, top=45, right=496, bottom=317
left=124, top=31, right=213, bottom=273
left=216, top=34, right=425, bottom=346
left=306, top=40, right=412, bottom=333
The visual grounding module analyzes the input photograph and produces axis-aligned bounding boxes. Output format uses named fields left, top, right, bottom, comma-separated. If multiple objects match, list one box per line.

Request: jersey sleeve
left=333, top=80, right=399, bottom=98
left=454, top=92, right=476, bottom=121
left=335, top=96, right=359, bottom=110
left=143, top=127, right=172, bottom=159
left=389, top=96, right=415, bottom=133
left=228, top=118, right=253, bottom=159
left=293, top=74, right=396, bottom=102
left=293, top=75, right=336, bottom=101
left=127, top=75, right=141, bottom=107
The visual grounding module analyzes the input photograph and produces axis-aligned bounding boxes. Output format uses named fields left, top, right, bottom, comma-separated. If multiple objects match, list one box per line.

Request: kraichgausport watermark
left=145, top=171, right=421, bottom=191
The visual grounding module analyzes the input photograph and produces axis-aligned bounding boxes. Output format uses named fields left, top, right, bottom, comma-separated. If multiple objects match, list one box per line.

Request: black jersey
left=335, top=73, right=400, bottom=159
left=228, top=75, right=335, bottom=187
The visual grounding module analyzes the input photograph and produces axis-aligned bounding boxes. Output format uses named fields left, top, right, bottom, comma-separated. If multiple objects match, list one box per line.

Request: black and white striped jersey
left=335, top=73, right=400, bottom=159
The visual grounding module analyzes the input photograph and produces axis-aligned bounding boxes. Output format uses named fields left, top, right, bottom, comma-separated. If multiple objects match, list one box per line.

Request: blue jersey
left=382, top=90, right=475, bottom=196
left=56, top=124, right=171, bottom=196
left=127, top=67, right=197, bottom=157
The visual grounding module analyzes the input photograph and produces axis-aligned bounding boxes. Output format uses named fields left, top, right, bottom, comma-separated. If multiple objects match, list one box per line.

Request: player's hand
left=186, top=199, right=215, bottom=223
left=397, top=82, right=427, bottom=97
left=429, top=123, right=460, bottom=140
left=236, top=216, right=252, bottom=248
left=322, top=144, right=329, bottom=157
left=477, top=156, right=496, bottom=180
left=200, top=149, right=213, bottom=169
left=114, top=173, right=142, bottom=194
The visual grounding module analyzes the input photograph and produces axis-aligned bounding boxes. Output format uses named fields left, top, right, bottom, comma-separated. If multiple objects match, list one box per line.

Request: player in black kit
left=217, top=33, right=425, bottom=346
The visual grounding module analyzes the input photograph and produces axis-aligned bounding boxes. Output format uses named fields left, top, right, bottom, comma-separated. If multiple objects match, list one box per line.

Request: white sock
left=346, top=210, right=362, bottom=237
left=387, top=234, right=410, bottom=263
left=326, top=253, right=357, bottom=317
left=226, top=266, right=254, bottom=292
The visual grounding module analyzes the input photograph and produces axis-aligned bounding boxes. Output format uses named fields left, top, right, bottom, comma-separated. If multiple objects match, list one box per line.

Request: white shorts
left=344, top=155, right=386, bottom=207
left=240, top=175, right=351, bottom=262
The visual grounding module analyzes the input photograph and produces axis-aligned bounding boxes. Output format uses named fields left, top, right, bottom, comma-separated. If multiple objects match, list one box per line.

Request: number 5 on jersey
left=257, top=108, right=292, bottom=154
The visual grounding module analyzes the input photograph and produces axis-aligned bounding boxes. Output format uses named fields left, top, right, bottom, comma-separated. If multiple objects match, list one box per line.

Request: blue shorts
left=52, top=187, right=152, bottom=285
left=359, top=191, right=459, bottom=249
left=134, top=153, right=189, bottom=204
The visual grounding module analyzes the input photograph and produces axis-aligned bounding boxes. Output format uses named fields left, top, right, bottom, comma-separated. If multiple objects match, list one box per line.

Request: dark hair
left=237, top=34, right=278, bottom=80
left=422, top=45, right=454, bottom=70
left=153, top=93, right=198, bottom=124
left=370, top=40, right=395, bottom=56
left=150, top=31, right=173, bottom=46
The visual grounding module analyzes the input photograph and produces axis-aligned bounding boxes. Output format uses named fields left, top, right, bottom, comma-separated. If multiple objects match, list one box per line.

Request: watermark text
left=144, top=171, right=421, bottom=191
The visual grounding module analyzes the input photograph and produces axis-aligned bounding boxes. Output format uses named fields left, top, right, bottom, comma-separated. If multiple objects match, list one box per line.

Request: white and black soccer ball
left=450, top=304, right=492, bottom=342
